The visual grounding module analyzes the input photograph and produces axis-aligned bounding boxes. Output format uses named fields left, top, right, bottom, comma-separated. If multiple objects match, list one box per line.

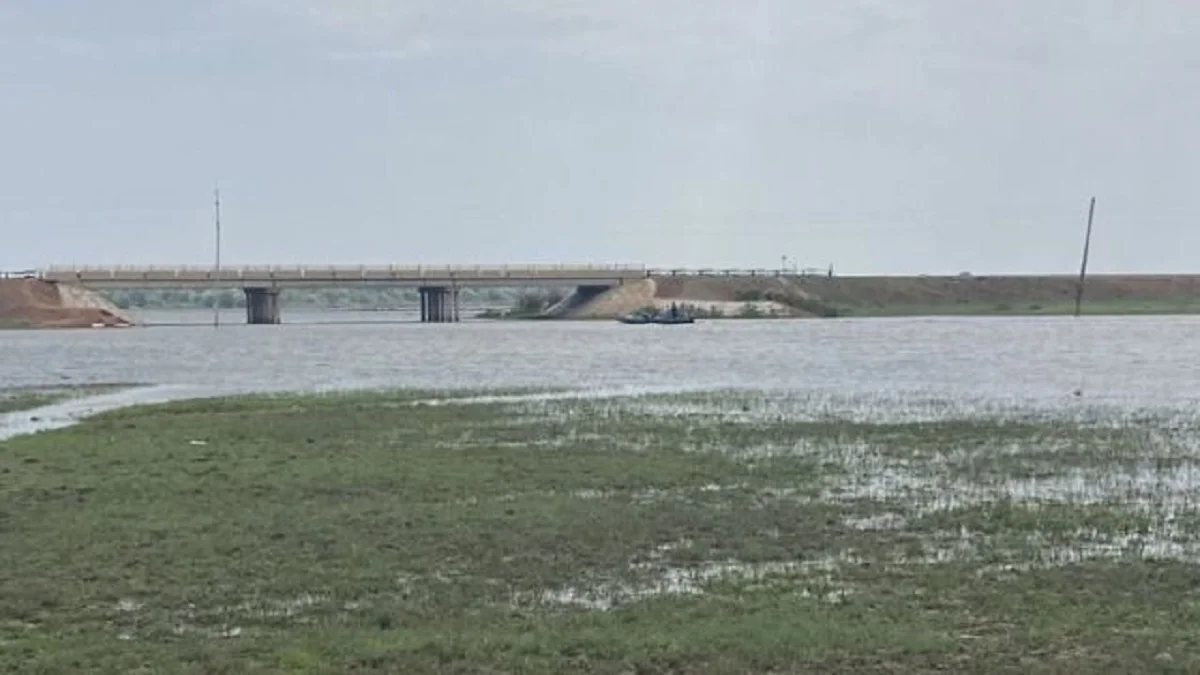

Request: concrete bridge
left=37, top=264, right=649, bottom=324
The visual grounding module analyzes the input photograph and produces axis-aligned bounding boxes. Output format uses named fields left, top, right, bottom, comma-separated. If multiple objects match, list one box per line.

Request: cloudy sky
left=2, top=1, right=1197, bottom=273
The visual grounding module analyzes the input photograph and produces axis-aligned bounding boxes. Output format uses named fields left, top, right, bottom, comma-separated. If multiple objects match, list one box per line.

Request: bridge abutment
left=244, top=287, right=281, bottom=324
left=419, top=286, right=459, bottom=323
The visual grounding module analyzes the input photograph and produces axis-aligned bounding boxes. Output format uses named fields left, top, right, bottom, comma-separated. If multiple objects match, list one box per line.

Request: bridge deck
left=37, top=264, right=649, bottom=288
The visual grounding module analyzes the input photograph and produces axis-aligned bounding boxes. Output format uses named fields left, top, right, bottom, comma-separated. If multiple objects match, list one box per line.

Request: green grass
left=835, top=298, right=1200, bottom=317
left=2, top=389, right=1199, bottom=673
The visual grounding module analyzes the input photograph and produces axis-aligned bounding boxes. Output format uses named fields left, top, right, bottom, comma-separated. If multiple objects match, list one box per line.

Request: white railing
left=647, top=268, right=809, bottom=277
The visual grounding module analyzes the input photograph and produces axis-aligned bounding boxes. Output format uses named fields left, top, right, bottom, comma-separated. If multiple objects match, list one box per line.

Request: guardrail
left=647, top=268, right=833, bottom=278
left=41, top=263, right=649, bottom=274
left=37, top=265, right=822, bottom=277
left=35, top=264, right=654, bottom=285
left=31, top=265, right=844, bottom=281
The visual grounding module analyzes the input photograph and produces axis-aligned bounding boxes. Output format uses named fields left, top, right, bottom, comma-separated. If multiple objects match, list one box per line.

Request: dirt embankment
left=652, top=276, right=817, bottom=316
left=0, top=279, right=134, bottom=328
left=549, top=277, right=805, bottom=319
left=550, top=274, right=1200, bottom=319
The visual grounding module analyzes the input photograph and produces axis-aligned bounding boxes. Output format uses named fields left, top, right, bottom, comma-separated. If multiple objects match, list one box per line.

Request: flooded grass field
left=0, top=383, right=137, bottom=415
left=3, top=387, right=1199, bottom=673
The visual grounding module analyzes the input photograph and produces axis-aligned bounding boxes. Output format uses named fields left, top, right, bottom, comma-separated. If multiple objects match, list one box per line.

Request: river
left=3, top=310, right=1200, bottom=412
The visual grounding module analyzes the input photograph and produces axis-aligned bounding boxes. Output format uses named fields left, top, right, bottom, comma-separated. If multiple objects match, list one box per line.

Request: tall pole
left=1073, top=196, right=1096, bottom=318
left=213, top=186, right=221, bottom=328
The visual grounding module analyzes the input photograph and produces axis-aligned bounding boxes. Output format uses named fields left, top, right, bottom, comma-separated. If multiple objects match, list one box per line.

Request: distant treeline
left=104, top=287, right=570, bottom=310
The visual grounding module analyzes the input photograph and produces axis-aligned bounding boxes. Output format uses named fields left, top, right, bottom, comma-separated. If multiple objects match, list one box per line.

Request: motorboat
left=617, top=304, right=695, bottom=325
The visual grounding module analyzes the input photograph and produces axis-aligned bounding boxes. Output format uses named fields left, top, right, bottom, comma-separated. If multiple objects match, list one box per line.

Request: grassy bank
left=836, top=298, right=1200, bottom=317
left=0, top=384, right=135, bottom=414
left=2, top=389, right=1198, bottom=672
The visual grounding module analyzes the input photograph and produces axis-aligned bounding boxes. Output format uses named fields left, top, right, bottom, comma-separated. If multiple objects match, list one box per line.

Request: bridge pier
left=244, top=287, right=281, bottom=324
left=419, top=286, right=458, bottom=323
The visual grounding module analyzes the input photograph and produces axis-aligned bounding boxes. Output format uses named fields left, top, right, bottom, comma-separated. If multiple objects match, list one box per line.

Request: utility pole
left=1073, top=196, right=1096, bottom=318
left=213, top=186, right=222, bottom=328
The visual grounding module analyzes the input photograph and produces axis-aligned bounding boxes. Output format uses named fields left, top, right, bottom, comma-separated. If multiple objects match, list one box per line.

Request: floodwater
left=2, top=310, right=1200, bottom=420
left=7, top=310, right=1200, bottom=618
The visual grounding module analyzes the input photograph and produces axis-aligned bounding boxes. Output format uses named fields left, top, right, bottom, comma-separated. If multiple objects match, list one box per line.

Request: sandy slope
left=0, top=279, right=135, bottom=328
left=548, top=277, right=799, bottom=318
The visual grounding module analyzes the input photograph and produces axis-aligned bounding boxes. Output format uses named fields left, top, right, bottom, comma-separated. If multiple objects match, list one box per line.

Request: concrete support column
left=418, top=286, right=458, bottom=323
left=244, top=287, right=282, bottom=324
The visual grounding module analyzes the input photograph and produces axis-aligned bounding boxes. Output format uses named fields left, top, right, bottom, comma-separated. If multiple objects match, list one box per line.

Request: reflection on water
left=2, top=312, right=1200, bottom=411
left=124, top=306, right=501, bottom=326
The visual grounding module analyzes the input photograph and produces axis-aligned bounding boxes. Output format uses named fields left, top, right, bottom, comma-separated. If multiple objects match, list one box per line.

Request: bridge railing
left=37, top=265, right=838, bottom=280
left=41, top=263, right=648, bottom=274
left=37, top=264, right=653, bottom=282
left=647, top=268, right=814, bottom=277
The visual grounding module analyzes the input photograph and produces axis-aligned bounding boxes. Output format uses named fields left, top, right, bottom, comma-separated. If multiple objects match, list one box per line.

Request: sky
left=2, top=1, right=1198, bottom=274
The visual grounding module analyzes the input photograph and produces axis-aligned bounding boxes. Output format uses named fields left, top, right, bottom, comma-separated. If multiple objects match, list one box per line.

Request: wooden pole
left=1073, top=196, right=1096, bottom=318
left=213, top=186, right=222, bottom=328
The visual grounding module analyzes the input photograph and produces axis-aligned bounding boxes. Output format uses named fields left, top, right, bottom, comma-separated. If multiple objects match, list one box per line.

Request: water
left=3, top=311, right=1200, bottom=409
left=120, top=304, right=503, bottom=326
left=6, top=311, right=1200, bottom=618
left=0, top=384, right=219, bottom=440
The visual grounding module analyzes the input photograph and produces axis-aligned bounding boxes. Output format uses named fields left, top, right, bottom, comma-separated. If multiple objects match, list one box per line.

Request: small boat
left=617, top=311, right=654, bottom=325
left=653, top=311, right=695, bottom=325
left=617, top=304, right=695, bottom=325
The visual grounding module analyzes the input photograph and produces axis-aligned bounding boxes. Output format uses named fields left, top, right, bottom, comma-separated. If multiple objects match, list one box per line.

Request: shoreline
left=35, top=299, right=1200, bottom=324
left=8, top=272, right=1200, bottom=328
left=0, top=384, right=225, bottom=441
left=1, top=376, right=1177, bottom=443
left=0, top=383, right=726, bottom=442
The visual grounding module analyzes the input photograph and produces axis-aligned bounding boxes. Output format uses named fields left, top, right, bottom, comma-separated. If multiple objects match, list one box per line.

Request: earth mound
left=547, top=277, right=806, bottom=319
left=0, top=278, right=134, bottom=328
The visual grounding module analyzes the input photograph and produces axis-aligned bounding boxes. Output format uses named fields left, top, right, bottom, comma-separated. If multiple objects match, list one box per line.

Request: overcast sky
left=2, top=1, right=1197, bottom=273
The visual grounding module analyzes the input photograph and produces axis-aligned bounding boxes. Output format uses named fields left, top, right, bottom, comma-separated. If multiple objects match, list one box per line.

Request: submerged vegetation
left=3, top=388, right=1199, bottom=672
left=0, top=391, right=59, bottom=413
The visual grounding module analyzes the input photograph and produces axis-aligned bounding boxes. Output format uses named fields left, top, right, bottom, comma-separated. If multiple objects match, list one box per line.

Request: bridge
left=36, top=264, right=651, bottom=324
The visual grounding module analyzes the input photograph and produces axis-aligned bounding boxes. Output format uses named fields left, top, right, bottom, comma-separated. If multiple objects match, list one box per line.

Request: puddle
left=225, top=593, right=329, bottom=619
left=418, top=384, right=713, bottom=409
left=579, top=390, right=1200, bottom=430
left=825, top=461, right=1200, bottom=516
left=532, top=559, right=853, bottom=611
left=526, top=539, right=864, bottom=611
left=909, top=526, right=1200, bottom=574
left=845, top=512, right=908, bottom=531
